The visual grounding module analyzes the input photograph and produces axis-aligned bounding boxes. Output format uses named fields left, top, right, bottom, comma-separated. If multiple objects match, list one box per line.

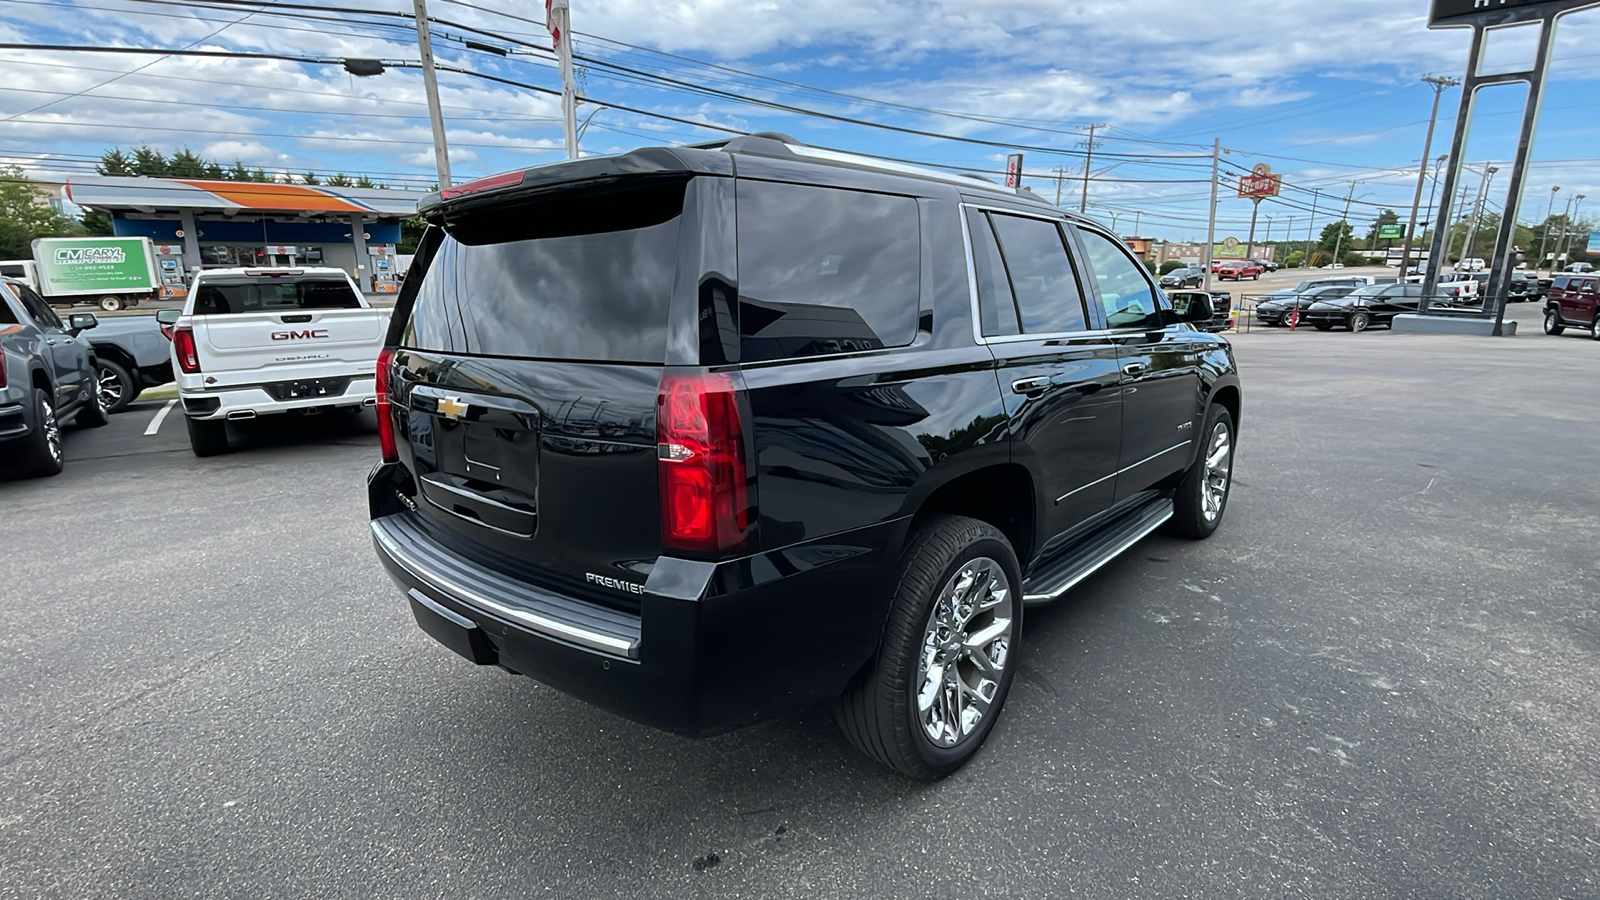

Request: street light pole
left=411, top=0, right=451, bottom=188
left=1462, top=165, right=1499, bottom=266
left=1305, top=190, right=1322, bottom=267
left=1535, top=185, right=1561, bottom=274
left=1399, top=75, right=1459, bottom=276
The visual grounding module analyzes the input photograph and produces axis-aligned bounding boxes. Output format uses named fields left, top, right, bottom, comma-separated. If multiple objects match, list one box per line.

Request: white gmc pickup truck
left=167, top=267, right=391, bottom=456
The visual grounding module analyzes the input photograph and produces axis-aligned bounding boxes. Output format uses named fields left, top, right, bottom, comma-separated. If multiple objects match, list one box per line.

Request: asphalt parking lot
left=2, top=303, right=1596, bottom=899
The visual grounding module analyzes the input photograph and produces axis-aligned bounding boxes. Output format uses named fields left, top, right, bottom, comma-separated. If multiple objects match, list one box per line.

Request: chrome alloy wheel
left=97, top=365, right=124, bottom=408
left=915, top=557, right=1015, bottom=747
left=40, top=398, right=61, bottom=464
left=1201, top=421, right=1233, bottom=523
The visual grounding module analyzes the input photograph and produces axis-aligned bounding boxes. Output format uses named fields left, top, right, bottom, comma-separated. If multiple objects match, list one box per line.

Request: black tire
left=834, top=514, right=1023, bottom=781
left=74, top=371, right=110, bottom=428
left=11, top=388, right=65, bottom=478
left=95, top=359, right=135, bottom=414
left=97, top=295, right=124, bottom=312
left=186, top=416, right=229, bottom=457
left=1591, top=316, right=1600, bottom=341
left=1349, top=311, right=1371, bottom=333
left=1168, top=404, right=1235, bottom=540
left=1544, top=308, right=1565, bottom=336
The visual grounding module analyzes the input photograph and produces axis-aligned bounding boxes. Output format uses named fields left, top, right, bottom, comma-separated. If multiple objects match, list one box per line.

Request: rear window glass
left=736, top=181, right=920, bottom=362
left=193, top=278, right=361, bottom=314
left=0, top=288, right=17, bottom=324
left=403, top=181, right=686, bottom=363
left=0, top=265, right=25, bottom=278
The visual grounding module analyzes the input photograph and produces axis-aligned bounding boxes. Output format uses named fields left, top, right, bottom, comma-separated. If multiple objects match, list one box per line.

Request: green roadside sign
left=31, top=237, right=157, bottom=296
left=1377, top=224, right=1406, bottom=240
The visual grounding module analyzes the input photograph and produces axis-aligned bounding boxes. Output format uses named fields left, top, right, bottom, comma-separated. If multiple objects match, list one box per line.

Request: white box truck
left=0, top=236, right=161, bottom=311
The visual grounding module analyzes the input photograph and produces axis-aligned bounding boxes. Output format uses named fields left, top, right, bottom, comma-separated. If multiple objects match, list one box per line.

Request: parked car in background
left=83, top=314, right=175, bottom=413
left=1303, top=283, right=1425, bottom=332
left=1543, top=273, right=1600, bottom=338
left=1457, top=258, right=1486, bottom=273
left=1, top=277, right=109, bottom=478
left=1563, top=262, right=1592, bottom=273
left=367, top=137, right=1243, bottom=780
left=1254, top=284, right=1358, bottom=326
left=1159, top=266, right=1205, bottom=290
left=1216, top=260, right=1264, bottom=282
left=1248, top=258, right=1279, bottom=273
left=170, top=267, right=390, bottom=456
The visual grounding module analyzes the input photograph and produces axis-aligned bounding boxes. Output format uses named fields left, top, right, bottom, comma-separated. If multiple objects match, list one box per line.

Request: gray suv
left=1, top=278, right=108, bottom=477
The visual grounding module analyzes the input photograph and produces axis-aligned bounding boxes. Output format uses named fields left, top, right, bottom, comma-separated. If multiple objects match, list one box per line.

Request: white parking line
left=145, top=399, right=178, bottom=436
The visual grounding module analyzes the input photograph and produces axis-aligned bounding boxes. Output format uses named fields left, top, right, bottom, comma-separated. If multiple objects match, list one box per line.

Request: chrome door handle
left=1121, top=362, right=1147, bottom=377
left=1011, top=376, right=1051, bottom=395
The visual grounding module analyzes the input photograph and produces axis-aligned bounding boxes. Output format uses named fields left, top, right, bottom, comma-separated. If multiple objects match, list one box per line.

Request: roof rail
left=772, top=144, right=1027, bottom=199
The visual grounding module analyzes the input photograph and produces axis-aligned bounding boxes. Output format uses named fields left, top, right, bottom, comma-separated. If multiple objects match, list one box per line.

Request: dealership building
left=56, top=175, right=422, bottom=298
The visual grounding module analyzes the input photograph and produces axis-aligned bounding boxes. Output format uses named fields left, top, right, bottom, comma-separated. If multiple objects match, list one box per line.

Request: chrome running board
left=1022, top=497, right=1173, bottom=606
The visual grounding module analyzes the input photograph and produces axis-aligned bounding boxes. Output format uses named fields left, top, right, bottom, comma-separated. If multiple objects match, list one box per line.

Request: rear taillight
left=376, top=347, right=397, bottom=463
left=657, top=371, right=752, bottom=555
left=173, top=327, right=200, bottom=374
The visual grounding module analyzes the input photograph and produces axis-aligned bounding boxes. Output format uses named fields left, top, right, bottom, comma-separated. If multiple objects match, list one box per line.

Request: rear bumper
left=179, top=375, right=375, bottom=420
left=368, top=473, right=905, bottom=735
left=0, top=398, right=33, bottom=442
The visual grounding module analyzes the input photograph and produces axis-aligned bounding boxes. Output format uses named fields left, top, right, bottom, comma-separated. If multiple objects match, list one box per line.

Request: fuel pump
left=368, top=245, right=400, bottom=294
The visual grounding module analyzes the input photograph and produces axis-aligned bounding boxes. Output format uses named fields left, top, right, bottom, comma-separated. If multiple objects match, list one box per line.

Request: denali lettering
left=586, top=572, right=646, bottom=594
left=270, top=329, right=330, bottom=341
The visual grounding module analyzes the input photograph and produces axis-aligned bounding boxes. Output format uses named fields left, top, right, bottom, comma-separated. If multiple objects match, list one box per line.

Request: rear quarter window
left=735, top=181, right=920, bottom=362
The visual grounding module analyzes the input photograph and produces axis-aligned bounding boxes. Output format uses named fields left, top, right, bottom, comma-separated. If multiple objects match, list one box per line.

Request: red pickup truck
left=1216, top=260, right=1264, bottom=281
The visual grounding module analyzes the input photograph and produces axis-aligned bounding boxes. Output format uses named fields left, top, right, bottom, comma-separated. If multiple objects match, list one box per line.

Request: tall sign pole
left=412, top=0, right=451, bottom=188
left=548, top=0, right=578, bottom=158
left=1421, top=0, right=1600, bottom=332
left=1236, top=163, right=1282, bottom=259
left=1399, top=75, right=1459, bottom=277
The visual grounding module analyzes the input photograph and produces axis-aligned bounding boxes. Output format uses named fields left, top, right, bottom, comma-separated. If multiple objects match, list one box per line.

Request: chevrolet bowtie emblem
left=437, top=396, right=469, bottom=420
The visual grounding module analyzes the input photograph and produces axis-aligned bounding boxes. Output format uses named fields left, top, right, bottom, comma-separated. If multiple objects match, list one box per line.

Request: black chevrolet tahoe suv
left=368, top=135, right=1242, bottom=779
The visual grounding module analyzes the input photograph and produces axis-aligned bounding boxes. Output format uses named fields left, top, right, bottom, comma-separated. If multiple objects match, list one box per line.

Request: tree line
left=96, top=146, right=391, bottom=189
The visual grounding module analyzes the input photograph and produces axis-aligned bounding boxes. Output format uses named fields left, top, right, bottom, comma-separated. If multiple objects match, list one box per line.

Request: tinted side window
left=737, top=181, right=919, bottom=362
left=987, top=213, right=1088, bottom=334
left=15, top=285, right=63, bottom=329
left=965, top=209, right=1019, bottom=337
left=0, top=288, right=17, bottom=325
left=1552, top=276, right=1570, bottom=290
left=1076, top=228, right=1161, bottom=330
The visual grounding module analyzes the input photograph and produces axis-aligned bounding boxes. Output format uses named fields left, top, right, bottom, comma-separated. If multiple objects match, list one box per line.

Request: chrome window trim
left=959, top=201, right=1112, bottom=346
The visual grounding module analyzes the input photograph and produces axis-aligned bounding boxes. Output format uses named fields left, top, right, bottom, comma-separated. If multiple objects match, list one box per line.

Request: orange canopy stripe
left=175, top=180, right=374, bottom=213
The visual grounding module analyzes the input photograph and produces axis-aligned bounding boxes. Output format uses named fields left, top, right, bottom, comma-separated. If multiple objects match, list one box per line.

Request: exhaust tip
left=226, top=410, right=257, bottom=421
left=362, top=397, right=378, bottom=407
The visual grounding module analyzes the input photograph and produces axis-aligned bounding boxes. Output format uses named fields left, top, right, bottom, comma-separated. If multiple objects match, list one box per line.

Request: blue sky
left=3, top=0, right=1599, bottom=241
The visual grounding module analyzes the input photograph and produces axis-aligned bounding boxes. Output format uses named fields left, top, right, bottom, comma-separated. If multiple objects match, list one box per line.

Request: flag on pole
left=546, top=0, right=567, bottom=48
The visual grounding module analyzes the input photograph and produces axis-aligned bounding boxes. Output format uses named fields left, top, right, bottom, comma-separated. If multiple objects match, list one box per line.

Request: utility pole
left=1265, top=216, right=1275, bottom=245
left=1399, top=75, right=1459, bottom=276
left=1462, top=165, right=1498, bottom=264
left=1331, top=181, right=1358, bottom=266
left=1079, top=123, right=1106, bottom=214
left=412, top=0, right=451, bottom=187
left=1535, top=185, right=1561, bottom=273
left=548, top=0, right=579, bottom=158
left=1553, top=194, right=1574, bottom=267
left=1051, top=166, right=1070, bottom=207
left=1419, top=154, right=1448, bottom=265
left=1204, top=138, right=1220, bottom=291
left=1132, top=210, right=1142, bottom=237
left=1558, top=193, right=1586, bottom=266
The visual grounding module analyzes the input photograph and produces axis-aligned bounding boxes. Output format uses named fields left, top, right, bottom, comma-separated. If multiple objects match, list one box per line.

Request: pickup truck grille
left=264, top=377, right=352, bottom=401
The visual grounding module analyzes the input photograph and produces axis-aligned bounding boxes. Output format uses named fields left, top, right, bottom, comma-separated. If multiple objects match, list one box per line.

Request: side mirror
left=68, top=313, right=98, bottom=332
left=1169, top=292, right=1214, bottom=325
left=155, top=308, right=181, bottom=325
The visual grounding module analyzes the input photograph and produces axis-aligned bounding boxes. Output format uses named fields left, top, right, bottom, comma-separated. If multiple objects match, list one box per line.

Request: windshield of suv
left=192, top=277, right=361, bottom=314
